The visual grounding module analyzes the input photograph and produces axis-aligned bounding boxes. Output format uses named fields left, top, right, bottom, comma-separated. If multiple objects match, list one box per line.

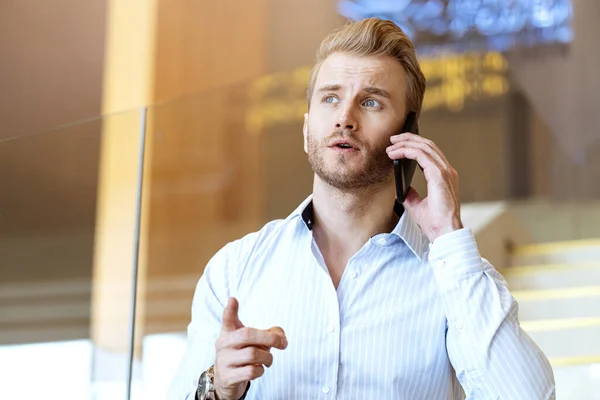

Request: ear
left=302, top=113, right=309, bottom=154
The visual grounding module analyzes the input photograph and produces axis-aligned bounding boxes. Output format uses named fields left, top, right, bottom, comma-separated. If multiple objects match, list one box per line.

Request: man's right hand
left=214, top=297, right=288, bottom=400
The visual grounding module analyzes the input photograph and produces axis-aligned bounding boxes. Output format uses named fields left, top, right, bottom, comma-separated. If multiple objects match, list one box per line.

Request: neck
left=311, top=174, right=399, bottom=252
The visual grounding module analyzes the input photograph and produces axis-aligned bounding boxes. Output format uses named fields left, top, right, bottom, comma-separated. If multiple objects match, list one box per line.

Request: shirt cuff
left=428, top=228, right=485, bottom=284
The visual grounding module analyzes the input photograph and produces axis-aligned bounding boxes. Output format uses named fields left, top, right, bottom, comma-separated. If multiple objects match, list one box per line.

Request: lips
left=329, top=138, right=360, bottom=150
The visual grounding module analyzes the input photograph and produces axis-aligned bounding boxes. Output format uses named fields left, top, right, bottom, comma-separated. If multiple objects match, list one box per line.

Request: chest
left=236, top=240, right=452, bottom=398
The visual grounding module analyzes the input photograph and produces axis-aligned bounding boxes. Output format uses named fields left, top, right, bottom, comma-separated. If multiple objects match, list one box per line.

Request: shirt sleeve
left=428, top=228, right=556, bottom=399
left=167, top=244, right=234, bottom=400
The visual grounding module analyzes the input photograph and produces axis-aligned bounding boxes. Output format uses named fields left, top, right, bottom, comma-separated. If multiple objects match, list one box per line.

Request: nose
left=336, top=104, right=358, bottom=132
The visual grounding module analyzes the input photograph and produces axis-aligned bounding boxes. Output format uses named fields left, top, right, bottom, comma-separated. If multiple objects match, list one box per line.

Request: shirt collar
left=288, top=195, right=428, bottom=262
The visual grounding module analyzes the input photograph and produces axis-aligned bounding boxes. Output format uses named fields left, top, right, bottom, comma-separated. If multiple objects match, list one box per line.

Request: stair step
left=512, top=239, right=600, bottom=266
left=513, top=286, right=600, bottom=320
left=504, top=262, right=600, bottom=290
left=523, top=319, right=600, bottom=360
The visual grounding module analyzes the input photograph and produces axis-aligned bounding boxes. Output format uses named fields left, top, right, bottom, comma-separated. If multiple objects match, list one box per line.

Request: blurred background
left=1, top=0, right=599, bottom=399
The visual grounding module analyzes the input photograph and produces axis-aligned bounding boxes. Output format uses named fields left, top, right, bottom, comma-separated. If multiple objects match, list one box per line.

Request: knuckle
left=242, top=366, right=254, bottom=381
left=247, top=347, right=259, bottom=361
left=430, top=165, right=442, bottom=176
left=239, top=327, right=252, bottom=342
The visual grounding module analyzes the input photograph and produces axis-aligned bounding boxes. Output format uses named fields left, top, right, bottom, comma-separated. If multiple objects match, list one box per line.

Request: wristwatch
left=196, top=366, right=251, bottom=400
left=196, top=365, right=217, bottom=400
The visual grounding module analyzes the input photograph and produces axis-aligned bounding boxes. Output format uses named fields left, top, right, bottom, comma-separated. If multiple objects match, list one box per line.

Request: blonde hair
left=307, top=18, right=426, bottom=115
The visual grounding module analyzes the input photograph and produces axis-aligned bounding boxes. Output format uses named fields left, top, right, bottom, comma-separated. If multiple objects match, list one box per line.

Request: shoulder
left=203, top=216, right=300, bottom=286
left=225, top=217, right=293, bottom=259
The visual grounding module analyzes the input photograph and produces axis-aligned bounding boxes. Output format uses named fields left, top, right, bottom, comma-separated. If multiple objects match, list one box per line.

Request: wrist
left=214, top=382, right=250, bottom=400
left=430, top=217, right=463, bottom=242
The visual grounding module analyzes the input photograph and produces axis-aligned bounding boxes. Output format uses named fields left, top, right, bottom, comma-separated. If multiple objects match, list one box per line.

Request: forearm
left=429, top=229, right=555, bottom=399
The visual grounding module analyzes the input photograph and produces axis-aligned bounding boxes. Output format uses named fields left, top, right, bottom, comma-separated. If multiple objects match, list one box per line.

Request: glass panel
left=131, top=80, right=278, bottom=399
left=0, top=109, right=145, bottom=400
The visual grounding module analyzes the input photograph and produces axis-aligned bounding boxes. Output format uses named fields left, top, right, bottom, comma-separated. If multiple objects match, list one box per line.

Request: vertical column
left=90, top=0, right=157, bottom=394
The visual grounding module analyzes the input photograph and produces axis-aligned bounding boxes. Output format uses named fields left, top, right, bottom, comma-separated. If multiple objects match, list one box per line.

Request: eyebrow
left=316, top=84, right=391, bottom=99
left=364, top=86, right=392, bottom=99
left=316, top=84, right=342, bottom=93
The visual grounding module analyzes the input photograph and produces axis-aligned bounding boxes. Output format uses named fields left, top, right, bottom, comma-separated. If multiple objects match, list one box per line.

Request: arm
left=168, top=234, right=286, bottom=400
left=168, top=245, right=232, bottom=400
left=429, top=228, right=555, bottom=399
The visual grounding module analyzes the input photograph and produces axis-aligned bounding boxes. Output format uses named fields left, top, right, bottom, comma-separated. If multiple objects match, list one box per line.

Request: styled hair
left=307, top=18, right=426, bottom=115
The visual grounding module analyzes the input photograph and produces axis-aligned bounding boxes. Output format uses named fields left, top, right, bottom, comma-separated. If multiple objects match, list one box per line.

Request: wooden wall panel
left=153, top=0, right=268, bottom=101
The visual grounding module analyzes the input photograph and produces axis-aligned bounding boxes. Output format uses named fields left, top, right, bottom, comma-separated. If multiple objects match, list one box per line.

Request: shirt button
left=456, top=321, right=464, bottom=330
left=436, top=260, right=446, bottom=269
left=322, top=385, right=330, bottom=394
left=328, top=324, right=335, bottom=333
left=351, top=271, right=358, bottom=279
left=377, top=238, right=387, bottom=246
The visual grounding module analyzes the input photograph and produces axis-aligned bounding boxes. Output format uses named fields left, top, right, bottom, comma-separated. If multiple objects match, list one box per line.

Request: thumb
left=403, top=186, right=423, bottom=210
left=222, top=297, right=244, bottom=332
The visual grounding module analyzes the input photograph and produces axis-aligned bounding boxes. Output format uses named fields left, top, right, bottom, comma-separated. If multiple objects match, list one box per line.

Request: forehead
left=315, top=52, right=407, bottom=96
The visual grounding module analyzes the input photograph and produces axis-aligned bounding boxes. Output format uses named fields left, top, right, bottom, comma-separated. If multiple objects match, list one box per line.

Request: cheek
left=307, top=117, right=328, bottom=141
left=363, top=117, right=397, bottom=146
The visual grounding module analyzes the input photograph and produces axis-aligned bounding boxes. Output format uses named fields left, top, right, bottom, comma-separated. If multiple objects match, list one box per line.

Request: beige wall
left=0, top=0, right=106, bottom=140
left=266, top=0, right=343, bottom=72
left=507, top=0, right=600, bottom=199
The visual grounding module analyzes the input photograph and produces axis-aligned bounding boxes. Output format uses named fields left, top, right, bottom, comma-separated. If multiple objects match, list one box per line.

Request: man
left=170, top=18, right=555, bottom=400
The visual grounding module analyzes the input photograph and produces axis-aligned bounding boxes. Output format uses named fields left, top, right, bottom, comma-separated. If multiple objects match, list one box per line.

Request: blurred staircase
left=504, top=238, right=600, bottom=399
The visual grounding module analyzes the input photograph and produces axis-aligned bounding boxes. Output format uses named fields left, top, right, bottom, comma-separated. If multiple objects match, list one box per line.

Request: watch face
left=198, top=371, right=211, bottom=394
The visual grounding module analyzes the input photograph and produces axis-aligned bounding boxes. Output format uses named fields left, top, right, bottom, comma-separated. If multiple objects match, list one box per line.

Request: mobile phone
left=394, top=111, right=419, bottom=203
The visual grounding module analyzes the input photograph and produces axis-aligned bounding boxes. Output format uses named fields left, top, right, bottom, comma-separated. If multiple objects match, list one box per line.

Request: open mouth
left=330, top=139, right=359, bottom=151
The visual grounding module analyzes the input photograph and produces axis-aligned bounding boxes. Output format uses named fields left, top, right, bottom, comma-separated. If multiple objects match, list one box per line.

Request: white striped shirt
left=169, top=195, right=555, bottom=399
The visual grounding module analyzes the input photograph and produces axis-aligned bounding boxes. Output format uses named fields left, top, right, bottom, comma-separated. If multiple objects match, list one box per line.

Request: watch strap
left=238, top=382, right=251, bottom=400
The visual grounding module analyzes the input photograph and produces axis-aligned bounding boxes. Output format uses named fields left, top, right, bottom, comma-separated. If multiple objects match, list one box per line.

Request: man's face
left=304, top=52, right=408, bottom=190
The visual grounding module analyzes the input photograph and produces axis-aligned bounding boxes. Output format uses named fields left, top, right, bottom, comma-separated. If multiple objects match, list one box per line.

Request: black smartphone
left=394, top=111, right=419, bottom=203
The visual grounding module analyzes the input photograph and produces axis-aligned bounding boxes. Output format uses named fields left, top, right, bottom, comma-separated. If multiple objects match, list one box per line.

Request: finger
left=230, top=347, right=274, bottom=368
left=387, top=146, right=443, bottom=180
left=231, top=327, right=288, bottom=350
left=387, top=140, right=447, bottom=168
left=267, top=326, right=288, bottom=350
left=390, top=135, right=450, bottom=165
left=403, top=186, right=423, bottom=209
left=222, top=297, right=244, bottom=333
left=267, top=326, right=285, bottom=336
left=266, top=326, right=288, bottom=348
left=390, top=132, right=419, bottom=143
left=233, top=365, right=265, bottom=383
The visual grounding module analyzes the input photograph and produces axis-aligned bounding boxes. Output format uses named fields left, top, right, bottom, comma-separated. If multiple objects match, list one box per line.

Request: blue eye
left=364, top=99, right=381, bottom=108
left=324, top=96, right=339, bottom=104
